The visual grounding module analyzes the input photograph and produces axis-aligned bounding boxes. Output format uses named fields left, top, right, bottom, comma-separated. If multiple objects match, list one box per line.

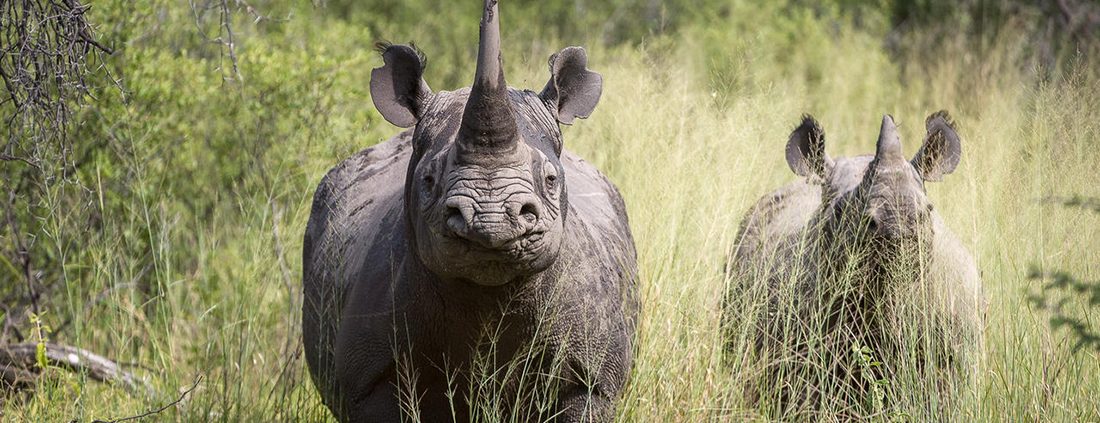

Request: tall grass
left=2, top=1, right=1099, bottom=421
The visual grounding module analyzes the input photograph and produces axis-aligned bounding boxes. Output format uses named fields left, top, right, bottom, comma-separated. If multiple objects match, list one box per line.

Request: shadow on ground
left=1026, top=195, right=1100, bottom=353
left=1041, top=195, right=1100, bottom=215
left=1026, top=266, right=1100, bottom=352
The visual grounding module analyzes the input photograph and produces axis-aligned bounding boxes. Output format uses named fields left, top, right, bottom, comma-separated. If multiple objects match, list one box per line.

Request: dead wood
left=0, top=343, right=153, bottom=397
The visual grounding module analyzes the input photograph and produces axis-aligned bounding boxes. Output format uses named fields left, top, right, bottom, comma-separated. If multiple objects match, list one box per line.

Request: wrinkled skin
left=412, top=106, right=566, bottom=286
left=725, top=113, right=984, bottom=415
left=302, top=2, right=636, bottom=422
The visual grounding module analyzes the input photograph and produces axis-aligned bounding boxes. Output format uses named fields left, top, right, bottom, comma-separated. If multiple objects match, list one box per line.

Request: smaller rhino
left=725, top=113, right=984, bottom=416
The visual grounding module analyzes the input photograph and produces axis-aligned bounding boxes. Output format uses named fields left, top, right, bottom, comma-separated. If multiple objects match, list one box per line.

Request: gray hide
left=301, top=1, right=636, bottom=422
left=725, top=112, right=984, bottom=414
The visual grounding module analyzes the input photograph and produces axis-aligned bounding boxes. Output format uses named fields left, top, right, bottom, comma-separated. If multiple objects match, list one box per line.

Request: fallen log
left=0, top=343, right=153, bottom=396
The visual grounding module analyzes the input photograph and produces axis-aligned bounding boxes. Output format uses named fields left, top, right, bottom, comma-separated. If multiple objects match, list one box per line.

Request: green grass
left=2, top=1, right=1099, bottom=421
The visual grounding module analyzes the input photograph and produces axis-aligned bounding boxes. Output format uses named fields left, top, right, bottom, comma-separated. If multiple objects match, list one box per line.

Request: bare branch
left=219, top=0, right=243, bottom=82
left=90, top=376, right=202, bottom=423
left=4, top=188, right=41, bottom=319
left=0, top=154, right=38, bottom=168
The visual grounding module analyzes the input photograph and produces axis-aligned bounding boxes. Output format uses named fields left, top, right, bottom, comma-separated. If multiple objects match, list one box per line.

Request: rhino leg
left=556, top=389, right=612, bottom=422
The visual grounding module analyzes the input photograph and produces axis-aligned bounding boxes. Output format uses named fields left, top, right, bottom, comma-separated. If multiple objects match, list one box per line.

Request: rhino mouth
left=447, top=230, right=546, bottom=260
left=424, top=227, right=559, bottom=286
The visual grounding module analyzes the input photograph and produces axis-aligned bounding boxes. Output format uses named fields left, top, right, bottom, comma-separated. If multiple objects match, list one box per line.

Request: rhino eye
left=545, top=174, right=558, bottom=190
left=419, top=175, right=436, bottom=203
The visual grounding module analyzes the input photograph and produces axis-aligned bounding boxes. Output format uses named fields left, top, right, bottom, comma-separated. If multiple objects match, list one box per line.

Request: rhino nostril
left=519, top=202, right=540, bottom=223
left=867, top=218, right=879, bottom=234
left=444, top=200, right=472, bottom=235
left=446, top=210, right=465, bottom=234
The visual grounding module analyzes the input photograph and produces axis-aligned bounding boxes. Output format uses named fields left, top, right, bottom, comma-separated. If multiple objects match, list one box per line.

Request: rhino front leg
left=555, top=385, right=615, bottom=423
left=342, top=385, right=402, bottom=423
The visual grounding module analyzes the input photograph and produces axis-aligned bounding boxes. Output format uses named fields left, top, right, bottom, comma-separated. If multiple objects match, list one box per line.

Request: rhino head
left=786, top=112, right=962, bottom=261
left=369, top=0, right=602, bottom=286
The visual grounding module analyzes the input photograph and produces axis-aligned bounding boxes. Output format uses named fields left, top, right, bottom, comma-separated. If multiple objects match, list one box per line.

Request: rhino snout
left=867, top=206, right=933, bottom=241
left=443, top=195, right=542, bottom=249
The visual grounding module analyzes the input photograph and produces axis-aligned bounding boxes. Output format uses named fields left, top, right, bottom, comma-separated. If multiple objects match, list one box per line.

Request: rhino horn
left=874, top=114, right=906, bottom=163
left=457, top=0, right=519, bottom=164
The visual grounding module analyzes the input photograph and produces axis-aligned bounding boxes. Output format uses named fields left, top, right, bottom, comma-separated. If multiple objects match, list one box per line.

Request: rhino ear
left=911, top=110, right=961, bottom=182
left=786, top=115, right=833, bottom=179
left=539, top=47, right=602, bottom=125
left=370, top=43, right=432, bottom=128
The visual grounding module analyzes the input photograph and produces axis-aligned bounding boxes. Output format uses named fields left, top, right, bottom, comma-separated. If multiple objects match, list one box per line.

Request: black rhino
left=725, top=113, right=984, bottom=416
left=302, top=1, right=637, bottom=421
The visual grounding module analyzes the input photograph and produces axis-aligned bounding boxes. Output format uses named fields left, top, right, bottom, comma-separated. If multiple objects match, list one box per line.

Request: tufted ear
left=539, top=47, right=602, bottom=125
left=911, top=110, right=962, bottom=182
left=370, top=43, right=432, bottom=128
left=786, top=115, right=833, bottom=179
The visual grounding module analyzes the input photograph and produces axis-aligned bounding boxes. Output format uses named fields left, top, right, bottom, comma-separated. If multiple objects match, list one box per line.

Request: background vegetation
left=1, top=0, right=1098, bottom=420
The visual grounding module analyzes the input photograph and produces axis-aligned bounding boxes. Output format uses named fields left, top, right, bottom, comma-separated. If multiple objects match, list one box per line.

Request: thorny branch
left=1, top=0, right=114, bottom=165
left=0, top=0, right=117, bottom=345
left=189, top=0, right=285, bottom=84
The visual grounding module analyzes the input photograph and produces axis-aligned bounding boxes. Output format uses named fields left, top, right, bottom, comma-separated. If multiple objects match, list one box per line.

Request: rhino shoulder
left=559, top=150, right=635, bottom=268
left=305, top=131, right=413, bottom=265
left=732, top=179, right=821, bottom=264
left=560, top=150, right=629, bottom=224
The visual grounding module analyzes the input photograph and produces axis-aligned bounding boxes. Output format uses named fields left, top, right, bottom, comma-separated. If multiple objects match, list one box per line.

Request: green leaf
left=35, top=341, right=48, bottom=370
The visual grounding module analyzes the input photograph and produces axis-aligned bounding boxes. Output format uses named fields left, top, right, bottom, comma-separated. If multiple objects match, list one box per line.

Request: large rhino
left=725, top=113, right=984, bottom=416
left=301, top=1, right=636, bottom=421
